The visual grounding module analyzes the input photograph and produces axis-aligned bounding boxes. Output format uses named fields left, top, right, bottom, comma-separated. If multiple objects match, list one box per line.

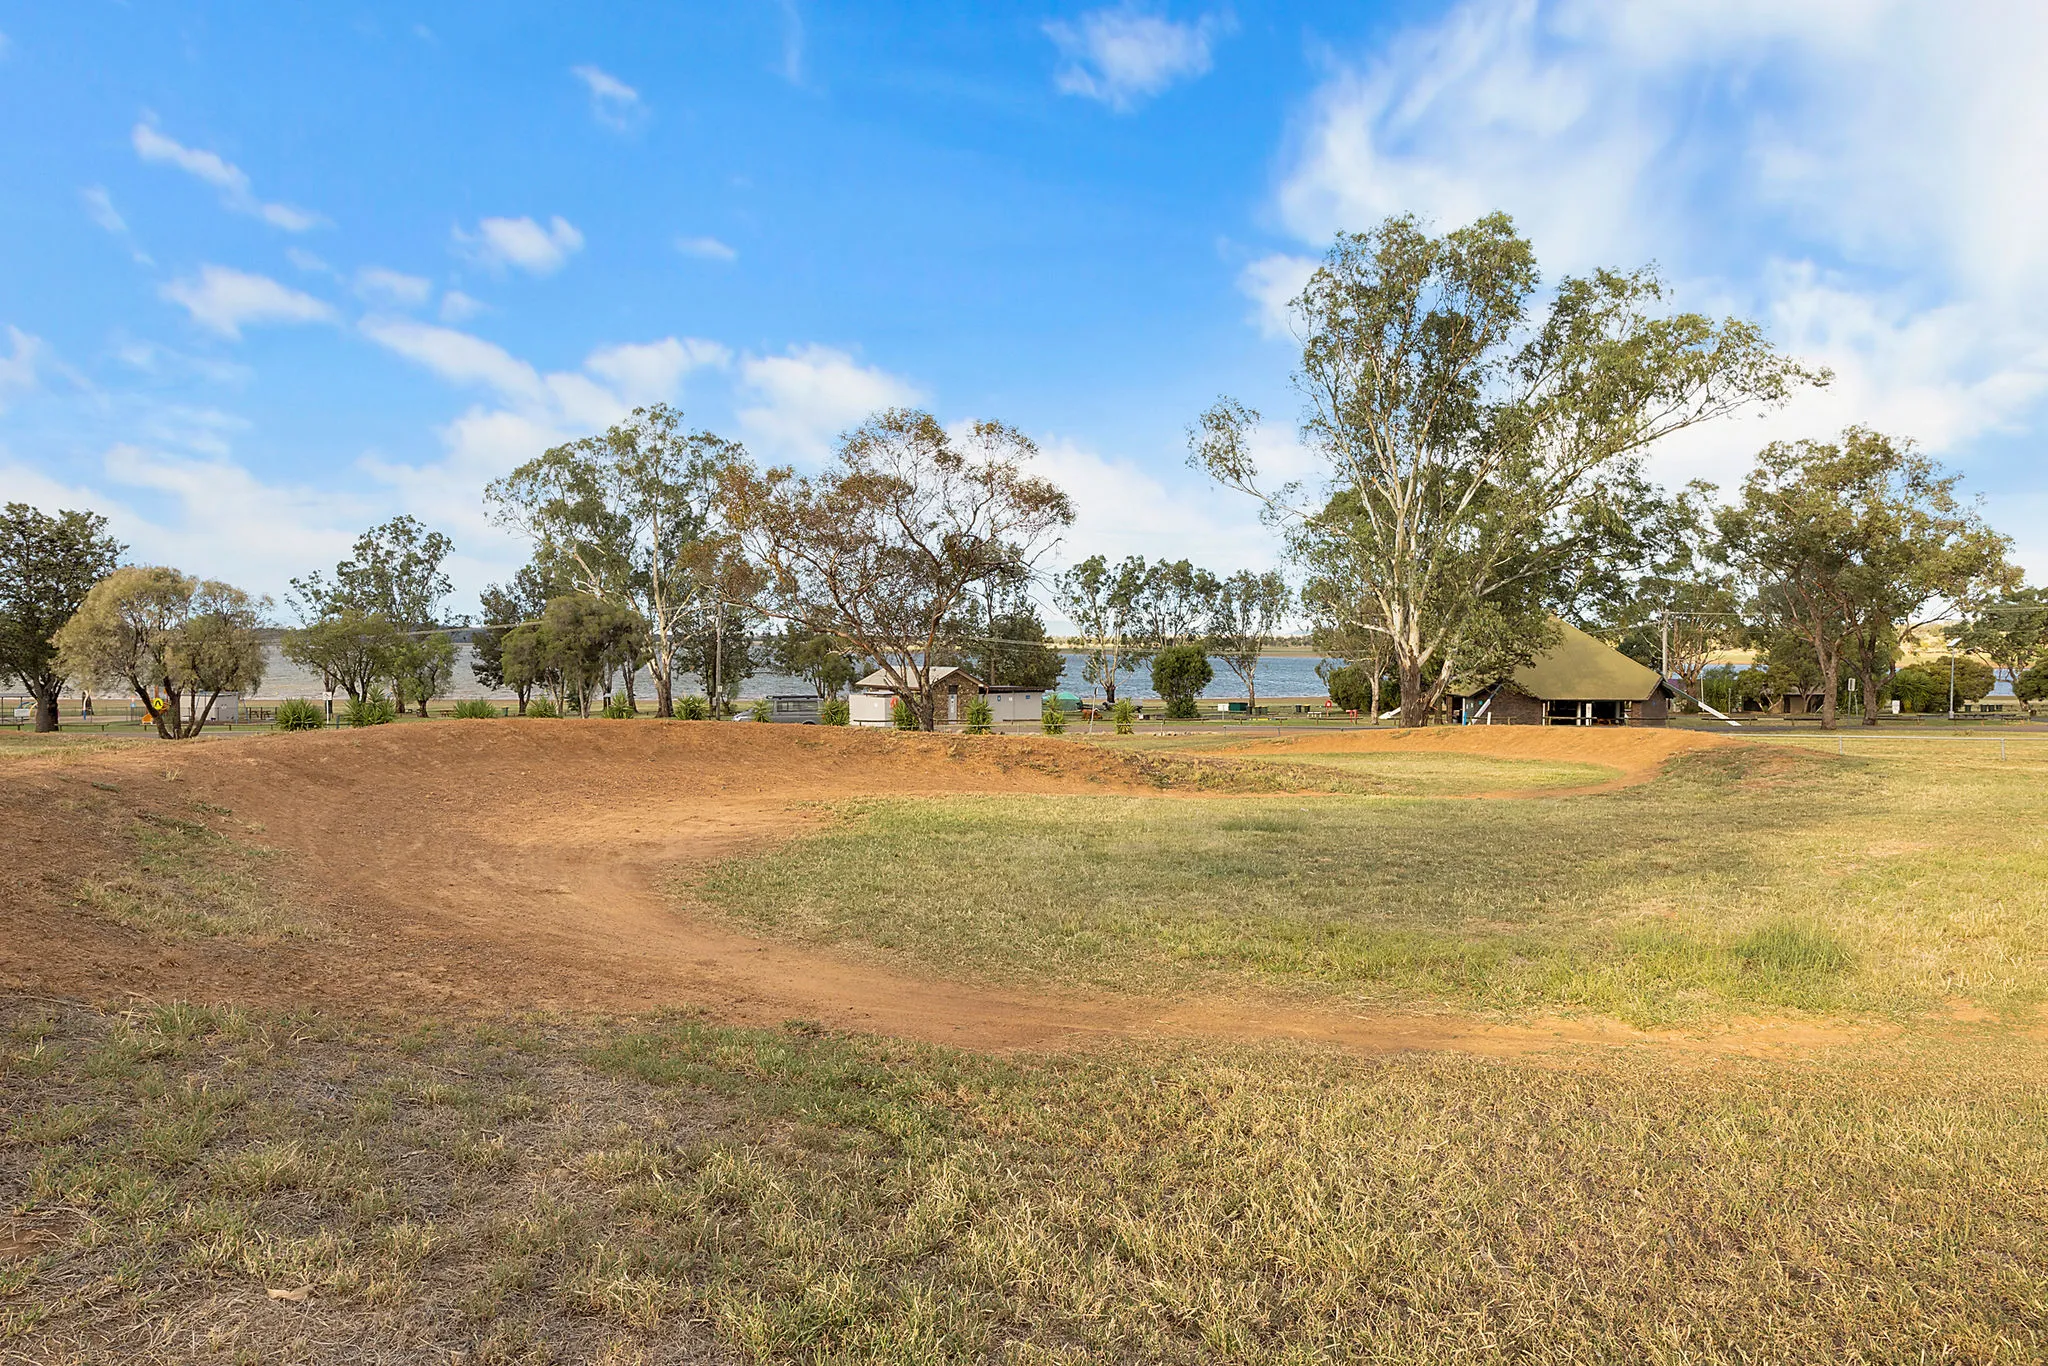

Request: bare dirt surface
left=1, top=721, right=1836, bottom=1058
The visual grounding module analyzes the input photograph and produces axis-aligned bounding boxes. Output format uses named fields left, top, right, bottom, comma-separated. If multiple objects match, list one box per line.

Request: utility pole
left=1660, top=611, right=1670, bottom=684
left=1948, top=649, right=1957, bottom=723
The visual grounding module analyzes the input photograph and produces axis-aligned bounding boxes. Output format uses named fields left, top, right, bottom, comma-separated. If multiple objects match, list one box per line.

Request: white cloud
left=131, top=121, right=322, bottom=232
left=359, top=318, right=544, bottom=404
left=160, top=266, right=336, bottom=339
left=286, top=248, right=332, bottom=274
left=584, top=337, right=730, bottom=404
left=1269, top=0, right=2048, bottom=497
left=0, top=326, right=45, bottom=412
left=354, top=267, right=433, bottom=307
left=571, top=64, right=645, bottom=131
left=1236, top=253, right=1318, bottom=340
left=439, top=290, right=486, bottom=322
left=675, top=235, right=738, bottom=262
left=453, top=215, right=585, bottom=275
left=81, top=186, right=127, bottom=235
left=1045, top=5, right=1228, bottom=111
left=736, top=345, right=922, bottom=462
left=1033, top=435, right=1282, bottom=613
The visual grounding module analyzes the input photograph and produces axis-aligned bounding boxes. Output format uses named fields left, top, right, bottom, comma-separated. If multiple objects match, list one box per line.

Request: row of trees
left=7, top=214, right=2036, bottom=740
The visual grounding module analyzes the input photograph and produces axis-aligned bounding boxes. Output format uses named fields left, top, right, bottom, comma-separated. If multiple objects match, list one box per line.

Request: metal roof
left=854, top=665, right=980, bottom=691
left=1483, top=620, right=1665, bottom=702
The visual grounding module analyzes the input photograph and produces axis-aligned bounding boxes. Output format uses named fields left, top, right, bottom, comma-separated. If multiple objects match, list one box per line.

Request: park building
left=849, top=666, right=1047, bottom=727
left=1445, top=620, right=1676, bottom=726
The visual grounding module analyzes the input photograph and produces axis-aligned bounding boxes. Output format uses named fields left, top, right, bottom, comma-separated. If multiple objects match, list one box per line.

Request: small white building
left=850, top=667, right=1045, bottom=727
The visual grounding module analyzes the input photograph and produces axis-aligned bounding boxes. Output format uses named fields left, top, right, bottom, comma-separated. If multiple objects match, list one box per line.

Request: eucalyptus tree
left=1718, top=428, right=2012, bottom=729
left=470, top=563, right=565, bottom=714
left=1208, top=569, right=1292, bottom=713
left=1054, top=553, right=1148, bottom=704
left=0, top=503, right=123, bottom=731
left=54, top=566, right=266, bottom=739
left=1948, top=587, right=2048, bottom=690
left=290, top=515, right=458, bottom=711
left=721, top=408, right=1073, bottom=730
left=486, top=403, right=740, bottom=717
left=1140, top=560, right=1221, bottom=650
left=1191, top=212, right=1818, bottom=726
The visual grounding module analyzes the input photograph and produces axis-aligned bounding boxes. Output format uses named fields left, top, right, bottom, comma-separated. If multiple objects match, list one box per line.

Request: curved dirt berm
left=1, top=721, right=1764, bottom=1055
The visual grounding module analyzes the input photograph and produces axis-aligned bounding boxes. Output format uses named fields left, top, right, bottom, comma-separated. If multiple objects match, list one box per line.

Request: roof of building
left=1471, top=619, right=1666, bottom=702
left=854, top=665, right=980, bottom=691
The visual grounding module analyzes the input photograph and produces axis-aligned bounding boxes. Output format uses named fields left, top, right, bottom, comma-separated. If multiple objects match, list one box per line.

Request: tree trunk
left=654, top=670, right=673, bottom=719
left=1860, top=665, right=1882, bottom=727
left=1818, top=651, right=1840, bottom=731
left=1367, top=670, right=1381, bottom=725
left=32, top=684, right=58, bottom=733
left=1398, top=654, right=1428, bottom=728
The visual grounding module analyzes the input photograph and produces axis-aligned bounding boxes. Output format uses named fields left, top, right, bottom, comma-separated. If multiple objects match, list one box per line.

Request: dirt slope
left=2, top=721, right=1786, bottom=1055
left=1192, top=723, right=1731, bottom=794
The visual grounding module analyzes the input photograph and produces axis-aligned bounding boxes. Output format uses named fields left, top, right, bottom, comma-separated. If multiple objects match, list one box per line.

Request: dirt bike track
left=0, top=720, right=1836, bottom=1059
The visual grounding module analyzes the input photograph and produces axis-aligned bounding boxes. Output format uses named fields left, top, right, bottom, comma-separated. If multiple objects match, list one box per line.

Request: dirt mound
left=1196, top=724, right=1731, bottom=794
left=1, top=721, right=1800, bottom=1058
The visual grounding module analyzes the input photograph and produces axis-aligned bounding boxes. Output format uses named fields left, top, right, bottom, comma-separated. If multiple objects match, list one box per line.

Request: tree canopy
left=721, top=408, right=1073, bottom=730
left=54, top=566, right=266, bottom=739
left=0, top=503, right=124, bottom=731
left=1192, top=211, right=1819, bottom=725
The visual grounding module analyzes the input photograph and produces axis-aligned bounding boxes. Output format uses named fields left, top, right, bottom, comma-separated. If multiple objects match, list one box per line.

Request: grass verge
left=4, top=999, right=2045, bottom=1364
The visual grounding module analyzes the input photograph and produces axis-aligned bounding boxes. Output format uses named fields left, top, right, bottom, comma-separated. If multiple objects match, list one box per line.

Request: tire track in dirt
left=4, top=721, right=1847, bottom=1058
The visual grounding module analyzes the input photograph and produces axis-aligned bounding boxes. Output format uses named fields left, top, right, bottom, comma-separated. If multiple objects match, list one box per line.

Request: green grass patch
left=2, top=998, right=2044, bottom=1363
left=71, top=807, right=317, bottom=941
left=696, top=743, right=2048, bottom=1025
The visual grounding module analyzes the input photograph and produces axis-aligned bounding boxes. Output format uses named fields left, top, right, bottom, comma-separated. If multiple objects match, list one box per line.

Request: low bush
left=600, top=695, right=637, bottom=719
left=1041, top=694, right=1066, bottom=735
left=451, top=699, right=499, bottom=719
left=892, top=698, right=919, bottom=731
left=271, top=698, right=326, bottom=732
left=1152, top=644, right=1213, bottom=719
left=821, top=698, right=850, bottom=726
left=342, top=690, right=398, bottom=728
left=963, top=697, right=994, bottom=734
left=677, top=695, right=710, bottom=721
left=525, top=696, right=561, bottom=719
left=749, top=698, right=772, bottom=722
left=1111, top=698, right=1135, bottom=735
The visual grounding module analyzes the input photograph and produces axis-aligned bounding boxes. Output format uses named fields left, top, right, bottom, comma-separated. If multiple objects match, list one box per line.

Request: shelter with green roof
left=1446, top=620, right=1674, bottom=726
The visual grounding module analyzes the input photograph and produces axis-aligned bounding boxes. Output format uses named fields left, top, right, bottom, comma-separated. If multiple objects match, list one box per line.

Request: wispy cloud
left=131, top=121, right=323, bottom=232
left=570, top=64, right=645, bottom=132
left=439, top=290, right=486, bottom=323
left=774, top=0, right=805, bottom=85
left=80, top=186, right=153, bottom=265
left=354, top=267, right=433, bottom=307
left=453, top=215, right=584, bottom=275
left=0, top=326, right=46, bottom=412
left=160, top=266, right=336, bottom=339
left=1045, top=5, right=1229, bottom=111
left=675, top=235, right=738, bottom=262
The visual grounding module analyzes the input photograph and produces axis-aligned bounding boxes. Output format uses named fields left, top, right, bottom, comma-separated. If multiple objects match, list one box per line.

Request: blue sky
left=5, top=1, right=2048, bottom=621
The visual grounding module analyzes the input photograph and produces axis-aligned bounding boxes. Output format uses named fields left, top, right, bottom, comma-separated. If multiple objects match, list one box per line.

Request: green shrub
left=749, top=698, right=772, bottom=722
left=1152, top=644, right=1213, bottom=720
left=963, top=697, right=993, bottom=734
left=821, top=698, right=850, bottom=726
left=1111, top=698, right=1135, bottom=735
left=451, top=698, right=499, bottom=719
left=677, top=695, right=709, bottom=721
left=601, top=694, right=637, bottom=719
left=343, top=690, right=398, bottom=728
left=271, top=698, right=326, bottom=731
left=893, top=698, right=919, bottom=731
left=1041, top=694, right=1066, bottom=735
left=525, top=696, right=561, bottom=719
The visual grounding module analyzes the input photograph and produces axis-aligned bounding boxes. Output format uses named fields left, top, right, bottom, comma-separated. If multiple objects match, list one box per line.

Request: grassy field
left=6, top=730, right=2048, bottom=1361
left=5, top=1001, right=2045, bottom=1364
left=700, top=741, right=2048, bottom=1026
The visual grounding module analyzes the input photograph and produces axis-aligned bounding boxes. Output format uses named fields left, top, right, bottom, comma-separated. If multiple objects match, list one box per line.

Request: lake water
left=247, top=644, right=1341, bottom=703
